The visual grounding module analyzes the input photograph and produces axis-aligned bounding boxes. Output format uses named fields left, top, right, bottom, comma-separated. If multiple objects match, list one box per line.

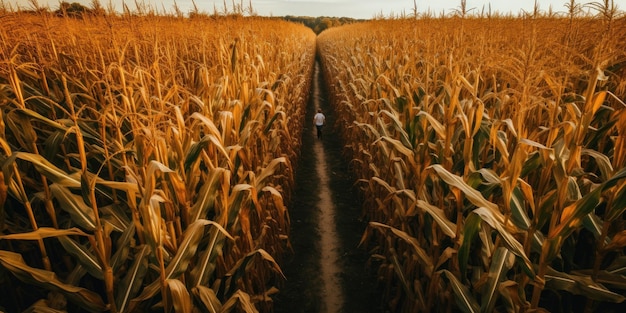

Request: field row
left=318, top=15, right=626, bottom=312
left=0, top=13, right=315, bottom=312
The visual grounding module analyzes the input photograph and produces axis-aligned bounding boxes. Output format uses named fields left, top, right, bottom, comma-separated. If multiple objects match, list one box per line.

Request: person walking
left=313, top=108, right=326, bottom=140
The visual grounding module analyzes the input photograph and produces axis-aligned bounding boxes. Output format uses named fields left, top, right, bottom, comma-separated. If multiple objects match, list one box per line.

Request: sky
left=9, top=0, right=626, bottom=19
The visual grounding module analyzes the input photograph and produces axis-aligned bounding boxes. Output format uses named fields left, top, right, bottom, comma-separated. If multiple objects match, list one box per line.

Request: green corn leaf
left=520, top=151, right=543, bottom=178
left=552, top=187, right=602, bottom=241
left=582, top=213, right=605, bottom=241
left=416, top=200, right=457, bottom=238
left=430, top=165, right=517, bottom=231
left=473, top=207, right=534, bottom=278
left=458, top=213, right=481, bottom=278
left=581, top=149, right=613, bottom=182
left=184, top=135, right=208, bottom=172
left=439, top=269, right=480, bottom=313
left=482, top=247, right=514, bottom=313
left=116, top=245, right=150, bottom=313
left=131, top=220, right=233, bottom=305
left=509, top=186, right=532, bottom=230
left=364, top=222, right=434, bottom=276
left=380, top=109, right=412, bottom=149
left=263, top=111, right=282, bottom=134
left=545, top=267, right=625, bottom=303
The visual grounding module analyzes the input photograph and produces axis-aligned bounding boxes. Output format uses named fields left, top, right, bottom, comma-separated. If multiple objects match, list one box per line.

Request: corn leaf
left=0, top=227, right=87, bottom=240
left=110, top=223, right=136, bottom=272
left=255, top=157, right=287, bottom=189
left=221, top=290, right=259, bottom=313
left=439, top=269, right=480, bottom=313
left=192, top=285, right=222, bottom=313
left=430, top=165, right=516, bottom=230
left=481, top=247, right=514, bottom=313
left=100, top=204, right=131, bottom=233
left=458, top=212, right=483, bottom=279
left=581, top=149, right=613, bottom=181
left=606, top=182, right=626, bottom=221
left=0, top=250, right=106, bottom=312
left=50, top=183, right=97, bottom=231
left=165, top=279, right=193, bottom=313
left=380, top=109, right=412, bottom=149
left=190, top=222, right=229, bottom=287
left=131, top=220, right=232, bottom=303
left=416, top=200, right=457, bottom=238
left=545, top=267, right=625, bottom=303
left=473, top=207, right=534, bottom=278
left=116, top=245, right=150, bottom=313
left=417, top=111, right=446, bottom=139
left=58, top=236, right=103, bottom=280
left=22, top=299, right=67, bottom=313
left=4, top=152, right=80, bottom=187
left=364, top=222, right=434, bottom=276
left=222, top=249, right=284, bottom=298
left=189, top=168, right=228, bottom=223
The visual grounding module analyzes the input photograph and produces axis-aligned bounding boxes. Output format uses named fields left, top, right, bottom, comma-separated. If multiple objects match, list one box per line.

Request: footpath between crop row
left=273, top=61, right=382, bottom=312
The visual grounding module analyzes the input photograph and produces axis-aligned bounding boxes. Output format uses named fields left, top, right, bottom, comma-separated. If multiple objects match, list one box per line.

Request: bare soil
left=273, top=62, right=383, bottom=313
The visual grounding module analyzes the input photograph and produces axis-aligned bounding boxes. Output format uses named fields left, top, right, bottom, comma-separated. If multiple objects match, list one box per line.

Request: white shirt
left=314, top=112, right=325, bottom=126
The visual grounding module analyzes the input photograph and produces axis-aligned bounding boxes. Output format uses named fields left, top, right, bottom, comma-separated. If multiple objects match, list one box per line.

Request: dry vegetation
left=0, top=10, right=316, bottom=312
left=318, top=1, right=626, bottom=312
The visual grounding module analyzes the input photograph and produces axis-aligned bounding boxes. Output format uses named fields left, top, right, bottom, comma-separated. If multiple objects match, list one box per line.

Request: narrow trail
left=273, top=61, right=381, bottom=312
left=312, top=63, right=343, bottom=311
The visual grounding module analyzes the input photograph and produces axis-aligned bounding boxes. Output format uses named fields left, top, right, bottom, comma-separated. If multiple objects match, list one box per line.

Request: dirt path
left=273, top=61, right=381, bottom=312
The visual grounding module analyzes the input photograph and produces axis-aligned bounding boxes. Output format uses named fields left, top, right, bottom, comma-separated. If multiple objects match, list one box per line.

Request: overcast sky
left=10, top=0, right=625, bottom=18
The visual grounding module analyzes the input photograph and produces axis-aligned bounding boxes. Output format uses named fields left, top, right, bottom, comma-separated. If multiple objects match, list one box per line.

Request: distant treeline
left=280, top=16, right=363, bottom=34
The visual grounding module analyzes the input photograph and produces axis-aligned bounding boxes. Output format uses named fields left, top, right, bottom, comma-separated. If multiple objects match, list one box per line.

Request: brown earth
left=272, top=62, right=384, bottom=313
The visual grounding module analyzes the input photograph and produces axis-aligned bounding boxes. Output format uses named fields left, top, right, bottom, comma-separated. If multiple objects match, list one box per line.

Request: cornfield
left=0, top=9, right=315, bottom=312
left=318, top=3, right=626, bottom=313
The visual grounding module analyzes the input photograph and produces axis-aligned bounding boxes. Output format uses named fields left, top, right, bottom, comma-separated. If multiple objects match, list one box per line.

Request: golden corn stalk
left=0, top=9, right=315, bottom=313
left=318, top=5, right=626, bottom=312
